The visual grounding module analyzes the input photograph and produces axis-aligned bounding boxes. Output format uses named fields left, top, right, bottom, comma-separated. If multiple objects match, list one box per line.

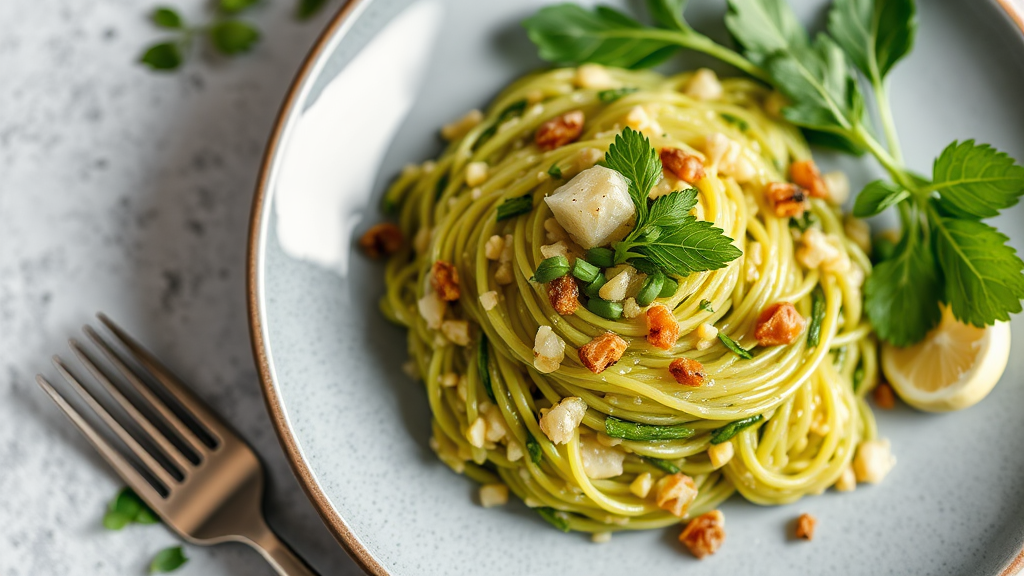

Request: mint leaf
left=643, top=188, right=699, bottom=231
left=297, top=0, right=328, bottom=19
left=636, top=220, right=743, bottom=276
left=140, top=42, right=183, bottom=70
left=768, top=35, right=860, bottom=132
left=725, top=0, right=808, bottom=62
left=865, top=231, right=942, bottom=346
left=852, top=180, right=909, bottom=217
left=932, top=140, right=1024, bottom=220
left=103, top=487, right=159, bottom=529
left=150, top=546, right=188, bottom=573
left=646, top=0, right=690, bottom=32
left=604, top=127, right=662, bottom=220
left=932, top=216, right=1024, bottom=327
left=151, top=7, right=184, bottom=29
left=828, top=0, right=916, bottom=82
left=220, top=0, right=259, bottom=14
left=209, top=20, right=260, bottom=55
left=522, top=5, right=679, bottom=69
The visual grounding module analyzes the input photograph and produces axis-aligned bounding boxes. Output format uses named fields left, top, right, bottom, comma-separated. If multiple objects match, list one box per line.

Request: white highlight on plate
left=273, top=0, right=444, bottom=274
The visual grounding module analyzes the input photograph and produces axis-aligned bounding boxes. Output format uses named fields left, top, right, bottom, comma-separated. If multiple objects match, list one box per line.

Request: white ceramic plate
left=248, top=1, right=1024, bottom=574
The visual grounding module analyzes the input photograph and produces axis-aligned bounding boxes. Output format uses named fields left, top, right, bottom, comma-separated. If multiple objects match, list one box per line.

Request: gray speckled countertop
left=0, top=1, right=362, bottom=574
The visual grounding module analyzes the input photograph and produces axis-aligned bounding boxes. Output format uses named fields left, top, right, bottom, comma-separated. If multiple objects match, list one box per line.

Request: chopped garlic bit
left=479, top=290, right=499, bottom=311
left=507, top=440, right=523, bottom=462
left=575, top=63, right=618, bottom=89
left=465, top=162, right=489, bottom=187
left=540, top=241, right=570, bottom=260
left=624, top=105, right=661, bottom=134
left=797, top=228, right=850, bottom=273
left=684, top=68, right=723, bottom=101
left=479, top=484, right=509, bottom=508
left=480, top=401, right=508, bottom=443
left=695, top=322, right=719, bottom=351
left=630, top=472, right=654, bottom=498
left=599, top=268, right=633, bottom=301
left=623, top=297, right=644, bottom=319
left=494, top=263, right=514, bottom=285
left=854, top=438, right=896, bottom=484
left=533, top=325, right=566, bottom=374
left=441, top=109, right=484, bottom=141
left=708, top=441, right=735, bottom=469
left=823, top=170, right=850, bottom=206
left=544, top=165, right=636, bottom=249
left=580, top=434, right=626, bottom=479
left=539, top=396, right=588, bottom=444
left=417, top=291, right=446, bottom=330
left=466, top=417, right=486, bottom=448
left=441, top=319, right=470, bottom=346
left=484, top=235, right=504, bottom=260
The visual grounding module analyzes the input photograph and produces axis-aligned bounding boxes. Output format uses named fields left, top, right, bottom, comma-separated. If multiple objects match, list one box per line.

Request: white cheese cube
left=544, top=166, right=636, bottom=249
left=580, top=434, right=626, bottom=479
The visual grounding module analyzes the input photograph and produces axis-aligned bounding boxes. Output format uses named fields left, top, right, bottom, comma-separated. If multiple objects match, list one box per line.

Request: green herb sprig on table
left=524, top=0, right=1024, bottom=347
left=603, top=128, right=743, bottom=277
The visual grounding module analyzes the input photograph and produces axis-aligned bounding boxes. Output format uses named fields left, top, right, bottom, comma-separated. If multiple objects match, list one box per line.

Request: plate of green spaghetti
left=247, top=0, right=1024, bottom=574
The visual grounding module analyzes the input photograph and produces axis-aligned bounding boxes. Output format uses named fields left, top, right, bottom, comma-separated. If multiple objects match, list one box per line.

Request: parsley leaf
left=852, top=180, right=909, bottom=218
left=828, top=0, right=917, bottom=82
left=208, top=20, right=260, bottom=55
left=931, top=140, right=1024, bottom=220
left=646, top=0, right=690, bottom=32
left=864, top=230, right=942, bottom=346
left=725, top=0, right=807, bottom=63
left=604, top=128, right=662, bottom=221
left=766, top=35, right=861, bottom=132
left=103, top=487, right=159, bottom=530
left=151, top=7, right=184, bottom=29
left=636, top=220, right=743, bottom=276
left=150, top=546, right=188, bottom=573
left=140, top=42, right=183, bottom=71
left=931, top=215, right=1024, bottom=327
left=643, top=187, right=699, bottom=231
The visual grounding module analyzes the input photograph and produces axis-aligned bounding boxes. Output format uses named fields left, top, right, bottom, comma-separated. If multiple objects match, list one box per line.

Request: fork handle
left=247, top=523, right=320, bottom=576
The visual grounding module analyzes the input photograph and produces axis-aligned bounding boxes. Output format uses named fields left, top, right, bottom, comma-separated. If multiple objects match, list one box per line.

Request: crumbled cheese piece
left=465, top=162, right=489, bottom=187
left=507, top=441, right=523, bottom=462
left=591, top=532, right=612, bottom=544
left=441, top=320, right=470, bottom=346
left=500, top=234, right=514, bottom=263
left=413, top=227, right=432, bottom=255
left=533, top=325, right=566, bottom=374
left=835, top=464, right=857, bottom=492
left=441, top=109, right=484, bottom=141
left=629, top=472, right=654, bottom=498
left=479, top=290, right=499, bottom=311
left=728, top=155, right=757, bottom=184
left=696, top=322, right=718, bottom=341
left=543, top=218, right=570, bottom=243
left=580, top=434, right=626, bottom=479
left=539, top=396, right=588, bottom=444
left=599, top=268, right=632, bottom=301
left=484, top=235, right=504, bottom=260
left=574, top=147, right=605, bottom=173
left=544, top=166, right=636, bottom=249
left=456, top=375, right=468, bottom=402
left=708, top=441, right=735, bottom=469
left=624, top=105, right=660, bottom=134
left=471, top=187, right=483, bottom=200
left=797, top=228, right=850, bottom=273
left=596, top=432, right=622, bottom=447
left=540, top=241, right=569, bottom=260
left=439, top=373, right=459, bottom=388
left=480, top=402, right=508, bottom=443
left=479, top=484, right=509, bottom=508
left=684, top=68, right=723, bottom=101
left=466, top=417, right=486, bottom=448
left=622, top=297, right=643, bottom=319
left=494, top=262, right=514, bottom=285
left=854, top=438, right=896, bottom=484
left=823, top=170, right=850, bottom=206
left=575, top=63, right=618, bottom=89
left=705, top=133, right=739, bottom=168
left=417, top=291, right=446, bottom=330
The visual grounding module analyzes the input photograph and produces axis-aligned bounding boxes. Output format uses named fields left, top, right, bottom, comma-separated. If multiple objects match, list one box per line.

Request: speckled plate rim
left=245, top=2, right=1024, bottom=575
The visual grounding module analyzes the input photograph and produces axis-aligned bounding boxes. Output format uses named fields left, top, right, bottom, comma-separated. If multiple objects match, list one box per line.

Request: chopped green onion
left=635, top=272, right=665, bottom=307
left=548, top=164, right=562, bottom=179
left=710, top=414, right=764, bottom=444
left=721, top=113, right=750, bottom=131
left=583, top=275, right=607, bottom=299
left=807, top=287, right=826, bottom=347
left=604, top=416, right=695, bottom=441
left=586, top=247, right=615, bottom=268
left=478, top=336, right=495, bottom=401
left=587, top=299, right=623, bottom=320
left=597, top=87, right=638, bottom=102
left=718, top=332, right=753, bottom=359
left=532, top=255, right=570, bottom=283
left=496, top=194, right=533, bottom=221
left=698, top=299, right=714, bottom=313
left=537, top=507, right=572, bottom=532
left=659, top=277, right=678, bottom=298
left=572, top=259, right=601, bottom=283
left=526, top=432, right=543, bottom=465
left=644, top=457, right=681, bottom=474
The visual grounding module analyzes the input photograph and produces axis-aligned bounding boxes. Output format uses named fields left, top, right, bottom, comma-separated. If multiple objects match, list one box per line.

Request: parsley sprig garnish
left=603, top=128, right=742, bottom=277
left=524, top=0, right=1024, bottom=346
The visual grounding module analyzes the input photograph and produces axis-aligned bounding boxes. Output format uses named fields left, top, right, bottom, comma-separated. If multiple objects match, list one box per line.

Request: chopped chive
left=586, top=247, right=615, bottom=268
left=658, top=277, right=678, bottom=298
left=587, top=298, right=623, bottom=320
left=583, top=275, right=607, bottom=299
left=532, top=255, right=570, bottom=283
left=597, top=87, right=639, bottom=102
left=526, top=432, right=543, bottom=465
left=644, top=457, right=681, bottom=474
left=604, top=416, right=695, bottom=441
left=478, top=336, right=495, bottom=401
left=496, top=194, right=533, bottom=221
left=571, top=259, right=601, bottom=283
left=548, top=164, right=563, bottom=179
left=718, top=332, right=753, bottom=359
left=635, top=272, right=665, bottom=307
left=709, top=414, right=764, bottom=444
left=698, top=299, right=714, bottom=313
left=721, top=113, right=750, bottom=131
left=537, top=507, right=572, bottom=532
left=807, top=287, right=826, bottom=347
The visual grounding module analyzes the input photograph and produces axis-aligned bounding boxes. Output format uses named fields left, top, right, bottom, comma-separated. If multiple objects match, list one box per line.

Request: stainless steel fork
left=36, top=314, right=318, bottom=575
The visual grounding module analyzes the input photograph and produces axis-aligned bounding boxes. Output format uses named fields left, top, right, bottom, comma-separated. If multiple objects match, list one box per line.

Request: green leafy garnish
left=140, top=43, right=183, bottom=71
left=103, top=487, right=159, bottom=530
left=151, top=7, right=184, bottom=29
left=931, top=140, right=1024, bottom=220
left=209, top=20, right=260, bottom=54
left=828, top=0, right=917, bottom=84
left=644, top=456, right=681, bottom=474
left=526, top=432, right=543, bottom=465
left=537, top=507, right=572, bottom=532
left=597, top=87, right=639, bottom=102
left=532, top=255, right=570, bottom=283
left=864, top=229, right=942, bottom=346
left=698, top=299, right=714, bottom=313
left=807, top=287, right=826, bottom=347
left=852, top=180, right=910, bottom=218
left=496, top=194, right=533, bottom=221
left=604, top=416, right=695, bottom=441
left=150, top=546, right=188, bottom=573
left=718, top=332, right=753, bottom=359
left=721, top=113, right=749, bottom=131
left=547, top=164, right=563, bottom=179
left=478, top=336, right=495, bottom=401
left=710, top=414, right=764, bottom=444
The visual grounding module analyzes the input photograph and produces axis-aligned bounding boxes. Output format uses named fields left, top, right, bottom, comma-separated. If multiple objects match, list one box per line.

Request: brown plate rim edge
left=245, top=1, right=1024, bottom=575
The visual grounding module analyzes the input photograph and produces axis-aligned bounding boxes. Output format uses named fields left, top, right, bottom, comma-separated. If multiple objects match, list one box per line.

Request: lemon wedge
left=881, top=307, right=1010, bottom=412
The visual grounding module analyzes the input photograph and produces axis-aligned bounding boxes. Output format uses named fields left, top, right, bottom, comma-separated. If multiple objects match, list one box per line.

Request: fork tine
left=36, top=374, right=166, bottom=507
left=70, top=337, right=197, bottom=473
left=51, top=355, right=179, bottom=489
left=96, top=313, right=224, bottom=445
